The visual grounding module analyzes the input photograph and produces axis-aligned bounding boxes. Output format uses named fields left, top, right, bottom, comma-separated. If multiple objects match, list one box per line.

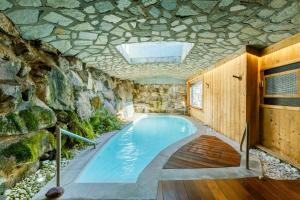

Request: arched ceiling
left=1, top=0, right=299, bottom=83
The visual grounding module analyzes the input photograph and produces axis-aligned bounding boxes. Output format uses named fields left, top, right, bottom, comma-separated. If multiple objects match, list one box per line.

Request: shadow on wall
left=133, top=84, right=187, bottom=114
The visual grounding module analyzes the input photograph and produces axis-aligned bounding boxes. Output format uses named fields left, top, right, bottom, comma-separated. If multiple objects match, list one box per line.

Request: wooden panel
left=260, top=105, right=300, bottom=166
left=158, top=178, right=300, bottom=200
left=187, top=36, right=300, bottom=167
left=203, top=71, right=213, bottom=125
left=188, top=54, right=248, bottom=143
left=164, top=135, right=241, bottom=169
left=212, top=65, right=221, bottom=132
left=246, top=53, right=260, bottom=145
left=260, top=42, right=300, bottom=71
left=259, top=40, right=300, bottom=168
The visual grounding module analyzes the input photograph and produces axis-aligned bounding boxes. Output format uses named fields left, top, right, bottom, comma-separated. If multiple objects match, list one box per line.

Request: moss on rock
left=0, top=113, right=26, bottom=135
left=0, top=105, right=56, bottom=136
left=1, top=143, right=32, bottom=163
left=0, top=130, right=55, bottom=164
left=19, top=106, right=56, bottom=132
left=19, top=109, right=39, bottom=131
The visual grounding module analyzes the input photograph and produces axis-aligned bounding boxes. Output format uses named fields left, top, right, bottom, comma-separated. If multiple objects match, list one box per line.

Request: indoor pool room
left=0, top=0, right=300, bottom=200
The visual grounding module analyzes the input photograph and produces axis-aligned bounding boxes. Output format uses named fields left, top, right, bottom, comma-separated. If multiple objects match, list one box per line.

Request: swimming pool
left=76, top=115, right=197, bottom=183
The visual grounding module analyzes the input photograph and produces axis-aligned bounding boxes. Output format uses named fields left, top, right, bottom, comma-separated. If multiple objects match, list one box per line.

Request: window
left=116, top=42, right=194, bottom=64
left=190, top=80, right=203, bottom=109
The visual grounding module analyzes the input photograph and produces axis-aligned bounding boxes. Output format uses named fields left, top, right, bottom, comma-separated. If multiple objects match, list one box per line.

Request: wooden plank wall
left=259, top=36, right=300, bottom=166
left=188, top=53, right=251, bottom=143
left=247, top=53, right=260, bottom=145
left=187, top=33, right=300, bottom=167
left=260, top=105, right=300, bottom=166
left=260, top=38, right=300, bottom=71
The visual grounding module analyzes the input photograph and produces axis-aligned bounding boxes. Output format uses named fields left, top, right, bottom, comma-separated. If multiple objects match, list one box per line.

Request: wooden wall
left=260, top=105, right=300, bottom=167
left=187, top=33, right=300, bottom=168
left=259, top=34, right=300, bottom=167
left=260, top=36, right=300, bottom=70
left=187, top=52, right=259, bottom=144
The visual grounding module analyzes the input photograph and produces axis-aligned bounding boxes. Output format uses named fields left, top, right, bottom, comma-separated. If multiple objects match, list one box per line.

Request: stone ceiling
left=1, top=0, right=299, bottom=83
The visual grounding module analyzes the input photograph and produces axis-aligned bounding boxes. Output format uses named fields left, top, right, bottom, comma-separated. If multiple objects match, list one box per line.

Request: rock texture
left=0, top=15, right=134, bottom=195
left=1, top=0, right=299, bottom=83
left=133, top=84, right=186, bottom=113
left=0, top=21, right=134, bottom=136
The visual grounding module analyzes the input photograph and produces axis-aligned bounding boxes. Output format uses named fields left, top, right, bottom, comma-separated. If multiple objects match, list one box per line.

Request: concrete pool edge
left=34, top=114, right=262, bottom=200
left=34, top=114, right=201, bottom=200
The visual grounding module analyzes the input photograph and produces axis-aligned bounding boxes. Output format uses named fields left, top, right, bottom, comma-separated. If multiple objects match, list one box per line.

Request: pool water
left=76, top=115, right=197, bottom=183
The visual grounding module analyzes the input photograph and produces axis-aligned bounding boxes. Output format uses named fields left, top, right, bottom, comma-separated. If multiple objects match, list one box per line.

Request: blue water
left=76, top=115, right=197, bottom=183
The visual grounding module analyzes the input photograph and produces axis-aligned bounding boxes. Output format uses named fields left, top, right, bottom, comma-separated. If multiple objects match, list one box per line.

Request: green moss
left=1, top=143, right=32, bottom=163
left=18, top=106, right=55, bottom=132
left=0, top=130, right=55, bottom=163
left=0, top=113, right=26, bottom=134
left=48, top=132, right=56, bottom=148
left=19, top=109, right=39, bottom=131
left=6, top=113, right=22, bottom=132
left=33, top=106, right=53, bottom=123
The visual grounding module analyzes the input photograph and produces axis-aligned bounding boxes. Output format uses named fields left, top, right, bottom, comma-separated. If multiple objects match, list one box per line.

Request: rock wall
left=0, top=31, right=134, bottom=138
left=0, top=13, right=134, bottom=193
left=133, top=84, right=187, bottom=113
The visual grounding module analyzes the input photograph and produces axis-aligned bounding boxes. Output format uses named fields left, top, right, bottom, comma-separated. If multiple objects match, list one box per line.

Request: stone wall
left=133, top=84, right=186, bottom=113
left=0, top=29, right=134, bottom=138
left=0, top=13, right=134, bottom=193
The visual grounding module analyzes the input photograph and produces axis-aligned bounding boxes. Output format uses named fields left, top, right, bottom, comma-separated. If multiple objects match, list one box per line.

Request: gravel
left=250, top=149, right=300, bottom=180
left=3, top=138, right=102, bottom=200
left=4, top=160, right=69, bottom=200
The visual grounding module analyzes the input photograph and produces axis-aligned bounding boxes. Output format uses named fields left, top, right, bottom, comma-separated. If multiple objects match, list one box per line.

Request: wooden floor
left=157, top=178, right=300, bottom=200
left=164, top=135, right=241, bottom=169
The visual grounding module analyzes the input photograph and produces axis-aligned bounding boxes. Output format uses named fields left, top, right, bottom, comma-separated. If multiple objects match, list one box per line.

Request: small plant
left=58, top=109, right=122, bottom=158
left=59, top=112, right=97, bottom=157
left=68, top=112, right=95, bottom=140
left=90, top=107, right=122, bottom=134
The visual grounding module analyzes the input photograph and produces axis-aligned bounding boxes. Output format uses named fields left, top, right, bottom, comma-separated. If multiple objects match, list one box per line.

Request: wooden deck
left=157, top=178, right=300, bottom=200
left=164, top=135, right=241, bottom=169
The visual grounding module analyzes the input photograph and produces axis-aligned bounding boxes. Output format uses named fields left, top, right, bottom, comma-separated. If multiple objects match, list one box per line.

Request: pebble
left=250, top=149, right=300, bottom=180
left=3, top=145, right=90, bottom=200
left=4, top=160, right=69, bottom=200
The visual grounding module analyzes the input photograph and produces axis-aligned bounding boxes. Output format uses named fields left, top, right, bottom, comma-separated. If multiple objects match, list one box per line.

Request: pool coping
left=34, top=113, right=262, bottom=200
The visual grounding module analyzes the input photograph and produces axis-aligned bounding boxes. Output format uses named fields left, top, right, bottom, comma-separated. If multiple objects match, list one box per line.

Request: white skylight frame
left=116, top=42, right=194, bottom=64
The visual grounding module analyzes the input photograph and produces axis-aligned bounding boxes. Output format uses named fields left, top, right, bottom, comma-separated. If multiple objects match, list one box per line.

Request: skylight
left=116, top=42, right=194, bottom=64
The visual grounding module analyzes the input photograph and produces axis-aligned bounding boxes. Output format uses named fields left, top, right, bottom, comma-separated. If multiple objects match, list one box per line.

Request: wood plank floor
left=157, top=178, right=300, bottom=200
left=164, top=135, right=241, bottom=169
